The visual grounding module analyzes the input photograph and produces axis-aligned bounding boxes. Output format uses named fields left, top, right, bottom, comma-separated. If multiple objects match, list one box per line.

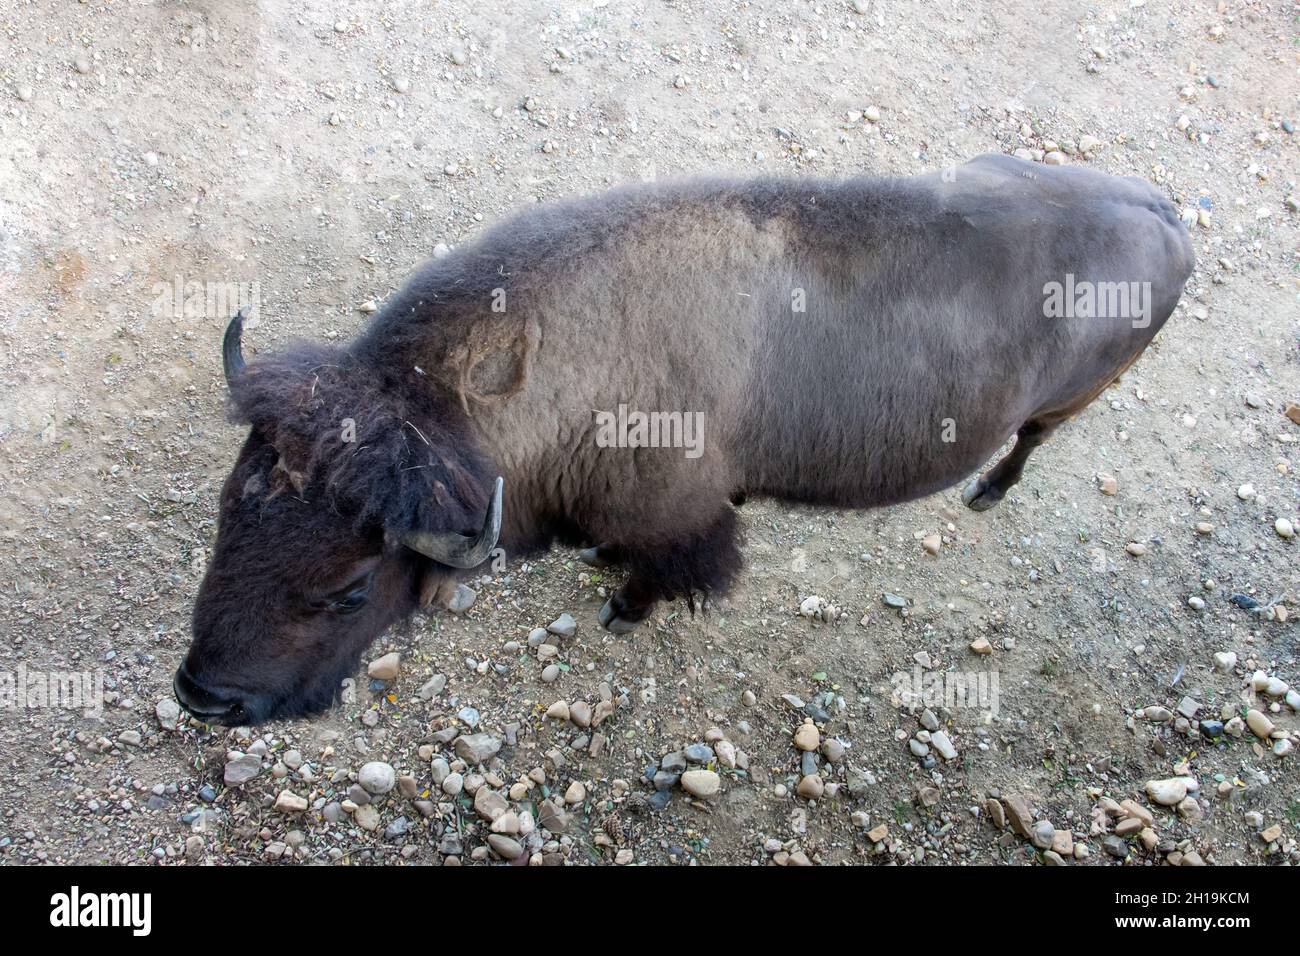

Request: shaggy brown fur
left=178, top=154, right=1193, bottom=723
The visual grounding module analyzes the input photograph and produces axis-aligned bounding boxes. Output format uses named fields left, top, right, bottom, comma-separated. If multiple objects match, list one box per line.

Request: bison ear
left=443, top=314, right=541, bottom=413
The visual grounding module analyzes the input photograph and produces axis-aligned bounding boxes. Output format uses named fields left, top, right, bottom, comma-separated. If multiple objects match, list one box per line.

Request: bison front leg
left=962, top=420, right=1054, bottom=512
left=597, top=510, right=743, bottom=634
left=578, top=543, right=624, bottom=568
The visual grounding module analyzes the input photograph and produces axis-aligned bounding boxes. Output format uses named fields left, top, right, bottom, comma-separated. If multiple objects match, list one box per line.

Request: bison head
left=174, top=314, right=502, bottom=725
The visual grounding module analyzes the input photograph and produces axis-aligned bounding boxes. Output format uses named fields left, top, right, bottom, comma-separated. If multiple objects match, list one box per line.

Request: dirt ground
left=0, top=0, right=1296, bottom=867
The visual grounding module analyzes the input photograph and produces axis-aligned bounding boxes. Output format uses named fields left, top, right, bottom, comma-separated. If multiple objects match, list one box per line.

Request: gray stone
left=454, top=733, right=501, bottom=764
left=358, top=761, right=396, bottom=795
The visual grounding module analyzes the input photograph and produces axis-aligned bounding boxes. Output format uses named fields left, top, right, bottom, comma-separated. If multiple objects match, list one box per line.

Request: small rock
left=797, top=774, right=824, bottom=799
left=545, top=700, right=570, bottom=721
left=358, top=761, right=396, bottom=795
left=680, top=769, right=721, bottom=798
left=223, top=753, right=261, bottom=787
left=273, top=790, right=308, bottom=813
left=1145, top=778, right=1189, bottom=806
left=418, top=674, right=447, bottom=699
left=353, top=804, right=380, bottom=831
left=488, top=834, right=524, bottom=860
left=1030, top=820, right=1055, bottom=849
left=1245, top=710, right=1274, bottom=738
left=454, top=733, right=501, bottom=764
left=793, top=721, right=820, bottom=752
left=368, top=652, right=400, bottom=680
left=1002, top=795, right=1034, bottom=837
left=155, top=698, right=181, bottom=730
left=930, top=730, right=957, bottom=760
left=546, top=613, right=577, bottom=638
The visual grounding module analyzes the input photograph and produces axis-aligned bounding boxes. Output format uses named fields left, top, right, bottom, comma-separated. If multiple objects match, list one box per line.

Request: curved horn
left=223, top=311, right=247, bottom=386
left=404, top=476, right=503, bottom=569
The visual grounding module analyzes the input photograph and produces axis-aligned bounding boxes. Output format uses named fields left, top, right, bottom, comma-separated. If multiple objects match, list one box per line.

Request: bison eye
left=330, top=587, right=370, bottom=615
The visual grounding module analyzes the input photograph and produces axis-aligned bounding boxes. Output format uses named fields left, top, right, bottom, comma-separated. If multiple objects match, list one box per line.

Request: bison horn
left=403, top=476, right=503, bottom=569
left=223, top=310, right=248, bottom=386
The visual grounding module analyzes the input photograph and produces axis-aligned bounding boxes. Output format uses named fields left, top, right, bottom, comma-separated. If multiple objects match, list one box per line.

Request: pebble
left=547, top=613, right=577, bottom=638
left=488, top=834, right=524, bottom=860
left=793, top=721, right=820, bottom=752
left=354, top=805, right=380, bottom=831
left=1212, top=652, right=1237, bottom=673
left=155, top=698, right=181, bottom=729
left=1145, top=778, right=1189, bottom=806
left=930, top=730, right=957, bottom=760
left=1276, top=518, right=1295, bottom=539
left=545, top=700, right=569, bottom=721
left=715, top=740, right=737, bottom=768
left=273, top=790, right=308, bottom=813
left=454, top=733, right=502, bottom=764
left=1237, top=483, right=1256, bottom=501
left=797, top=774, right=824, bottom=799
left=1096, top=473, right=1118, bottom=495
left=470, top=785, right=504, bottom=822
left=1002, top=795, right=1033, bottom=837
left=368, top=652, right=400, bottom=680
left=1245, top=710, right=1274, bottom=738
left=1030, top=820, right=1055, bottom=849
left=661, top=752, right=687, bottom=773
left=680, top=769, right=720, bottom=798
left=358, top=761, right=396, bottom=795
left=223, top=753, right=261, bottom=787
left=418, top=674, right=446, bottom=699
left=1103, top=836, right=1129, bottom=859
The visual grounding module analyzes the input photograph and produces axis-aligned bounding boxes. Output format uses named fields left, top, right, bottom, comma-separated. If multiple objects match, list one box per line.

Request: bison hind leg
left=962, top=419, right=1056, bottom=512
left=598, top=509, right=743, bottom=634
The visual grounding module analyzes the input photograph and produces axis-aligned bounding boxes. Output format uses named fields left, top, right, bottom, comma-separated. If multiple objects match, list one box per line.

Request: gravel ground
left=0, top=0, right=1296, bottom=866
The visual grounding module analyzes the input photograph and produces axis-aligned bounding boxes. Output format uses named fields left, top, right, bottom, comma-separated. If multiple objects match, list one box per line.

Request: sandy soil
left=0, top=0, right=1296, bottom=866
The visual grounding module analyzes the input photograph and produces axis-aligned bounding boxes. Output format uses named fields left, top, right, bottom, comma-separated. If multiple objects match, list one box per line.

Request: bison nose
left=173, top=663, right=249, bottom=725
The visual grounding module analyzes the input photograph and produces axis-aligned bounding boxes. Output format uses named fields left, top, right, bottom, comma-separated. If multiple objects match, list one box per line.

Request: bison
left=174, top=154, right=1194, bottom=725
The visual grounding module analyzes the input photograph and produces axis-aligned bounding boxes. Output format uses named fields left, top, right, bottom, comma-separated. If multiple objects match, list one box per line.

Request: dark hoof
left=579, top=547, right=611, bottom=568
left=962, top=476, right=1004, bottom=512
left=598, top=596, right=647, bottom=635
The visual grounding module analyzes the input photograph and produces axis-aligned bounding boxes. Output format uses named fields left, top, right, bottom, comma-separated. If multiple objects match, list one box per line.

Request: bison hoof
left=598, top=596, right=646, bottom=635
left=578, top=547, right=612, bottom=569
left=962, top=476, right=1004, bottom=512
